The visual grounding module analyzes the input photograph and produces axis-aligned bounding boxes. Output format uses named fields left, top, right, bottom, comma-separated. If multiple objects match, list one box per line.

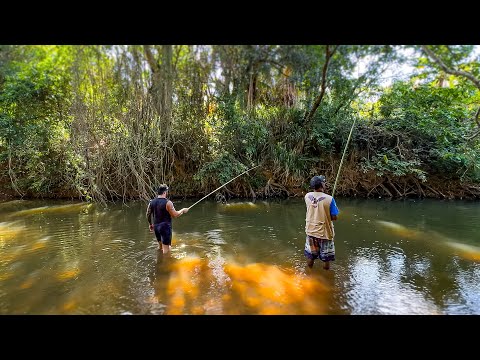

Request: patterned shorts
left=304, top=235, right=335, bottom=262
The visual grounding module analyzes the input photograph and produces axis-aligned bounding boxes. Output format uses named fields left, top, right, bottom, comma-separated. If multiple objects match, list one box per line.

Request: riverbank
left=2, top=174, right=479, bottom=202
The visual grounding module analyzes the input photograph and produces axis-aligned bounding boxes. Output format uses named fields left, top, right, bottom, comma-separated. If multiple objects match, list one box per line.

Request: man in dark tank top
left=146, top=184, right=190, bottom=254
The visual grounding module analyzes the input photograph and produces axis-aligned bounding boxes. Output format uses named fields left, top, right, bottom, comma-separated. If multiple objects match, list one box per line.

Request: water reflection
left=445, top=242, right=480, bottom=262
left=8, top=203, right=93, bottom=218
left=149, top=252, right=329, bottom=315
left=346, top=248, right=441, bottom=314
left=0, top=198, right=479, bottom=314
left=224, top=262, right=329, bottom=314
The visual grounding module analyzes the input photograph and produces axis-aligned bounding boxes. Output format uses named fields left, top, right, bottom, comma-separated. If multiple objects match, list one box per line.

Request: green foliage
left=271, top=141, right=318, bottom=181
left=0, top=45, right=75, bottom=195
left=376, top=81, right=478, bottom=180
left=417, top=45, right=479, bottom=75
left=193, top=152, right=248, bottom=189
left=210, top=96, right=270, bottom=164
left=361, top=149, right=427, bottom=181
left=430, top=144, right=480, bottom=182
left=310, top=111, right=339, bottom=151
left=0, top=44, right=479, bottom=200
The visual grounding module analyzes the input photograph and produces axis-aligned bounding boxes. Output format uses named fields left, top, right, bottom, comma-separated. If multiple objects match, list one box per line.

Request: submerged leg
left=307, top=258, right=314, bottom=268
left=323, top=261, right=330, bottom=270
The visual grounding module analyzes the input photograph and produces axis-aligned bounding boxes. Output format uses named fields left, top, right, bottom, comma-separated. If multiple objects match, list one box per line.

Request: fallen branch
left=414, top=179, right=426, bottom=198
left=387, top=177, right=403, bottom=197
left=249, top=183, right=257, bottom=200
left=379, top=183, right=393, bottom=197
left=367, top=181, right=382, bottom=197
left=424, top=183, right=446, bottom=198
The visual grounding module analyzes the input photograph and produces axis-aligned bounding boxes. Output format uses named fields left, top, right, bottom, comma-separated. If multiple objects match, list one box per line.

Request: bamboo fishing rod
left=187, top=164, right=260, bottom=210
left=332, top=118, right=356, bottom=198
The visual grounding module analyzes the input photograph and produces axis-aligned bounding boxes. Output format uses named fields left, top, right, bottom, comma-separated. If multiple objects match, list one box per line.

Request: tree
left=420, top=45, right=480, bottom=140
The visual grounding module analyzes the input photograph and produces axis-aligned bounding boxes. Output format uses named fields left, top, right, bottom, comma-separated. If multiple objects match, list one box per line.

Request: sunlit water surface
left=1, top=197, right=479, bottom=314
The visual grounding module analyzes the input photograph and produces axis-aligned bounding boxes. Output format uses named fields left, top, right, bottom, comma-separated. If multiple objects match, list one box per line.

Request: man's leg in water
left=154, top=224, right=164, bottom=250
left=305, top=235, right=319, bottom=269
left=156, top=240, right=170, bottom=254
left=159, top=222, right=172, bottom=254
left=162, top=244, right=171, bottom=254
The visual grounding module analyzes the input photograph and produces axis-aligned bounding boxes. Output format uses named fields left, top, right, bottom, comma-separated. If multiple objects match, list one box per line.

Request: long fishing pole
left=332, top=118, right=356, bottom=198
left=188, top=164, right=260, bottom=210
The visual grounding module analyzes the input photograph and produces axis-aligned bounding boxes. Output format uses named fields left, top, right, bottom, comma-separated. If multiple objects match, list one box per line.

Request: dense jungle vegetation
left=1, top=45, right=479, bottom=203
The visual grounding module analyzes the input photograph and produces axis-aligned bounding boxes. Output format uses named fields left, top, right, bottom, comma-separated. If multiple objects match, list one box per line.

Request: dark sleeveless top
left=150, top=198, right=172, bottom=225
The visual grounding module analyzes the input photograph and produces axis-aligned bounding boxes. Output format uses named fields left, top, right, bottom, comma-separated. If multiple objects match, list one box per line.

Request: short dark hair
left=310, top=175, right=326, bottom=190
left=157, top=184, right=169, bottom=195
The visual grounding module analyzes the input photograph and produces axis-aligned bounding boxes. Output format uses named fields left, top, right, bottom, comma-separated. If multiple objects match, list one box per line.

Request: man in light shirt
left=304, top=175, right=339, bottom=270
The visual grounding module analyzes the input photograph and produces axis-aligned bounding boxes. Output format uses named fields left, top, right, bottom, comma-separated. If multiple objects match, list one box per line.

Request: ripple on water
left=346, top=253, right=441, bottom=315
left=1, top=198, right=479, bottom=315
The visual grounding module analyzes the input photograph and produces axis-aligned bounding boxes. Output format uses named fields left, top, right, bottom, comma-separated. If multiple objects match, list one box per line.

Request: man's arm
left=166, top=201, right=189, bottom=218
left=330, top=197, right=339, bottom=221
left=146, top=201, right=154, bottom=231
left=146, top=201, right=152, bottom=224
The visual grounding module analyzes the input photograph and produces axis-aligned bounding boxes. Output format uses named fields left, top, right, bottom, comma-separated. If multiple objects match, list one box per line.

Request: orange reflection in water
left=165, top=256, right=209, bottom=315
left=9, top=203, right=93, bottom=218
left=0, top=273, right=13, bottom=281
left=377, top=220, right=423, bottom=240
left=1, top=246, right=25, bottom=264
left=61, top=300, right=77, bottom=312
left=157, top=256, right=329, bottom=315
left=30, top=241, right=47, bottom=251
left=56, top=268, right=80, bottom=281
left=0, top=222, right=25, bottom=242
left=446, top=242, right=480, bottom=262
left=460, top=252, right=480, bottom=262
left=224, top=262, right=329, bottom=315
left=19, top=278, right=35, bottom=289
left=221, top=202, right=259, bottom=213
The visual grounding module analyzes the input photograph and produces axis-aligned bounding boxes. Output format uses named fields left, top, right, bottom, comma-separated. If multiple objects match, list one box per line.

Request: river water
left=1, top=197, right=479, bottom=315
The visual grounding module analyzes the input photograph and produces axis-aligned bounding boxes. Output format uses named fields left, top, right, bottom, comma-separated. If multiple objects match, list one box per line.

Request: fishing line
left=332, top=118, right=356, bottom=198
left=188, top=164, right=260, bottom=210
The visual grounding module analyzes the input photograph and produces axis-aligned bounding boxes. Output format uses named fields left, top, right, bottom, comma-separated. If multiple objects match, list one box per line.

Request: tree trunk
left=143, top=45, right=174, bottom=140
left=162, top=45, right=173, bottom=136
left=304, top=45, right=339, bottom=124
left=247, top=72, right=257, bottom=111
left=295, top=45, right=339, bottom=154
